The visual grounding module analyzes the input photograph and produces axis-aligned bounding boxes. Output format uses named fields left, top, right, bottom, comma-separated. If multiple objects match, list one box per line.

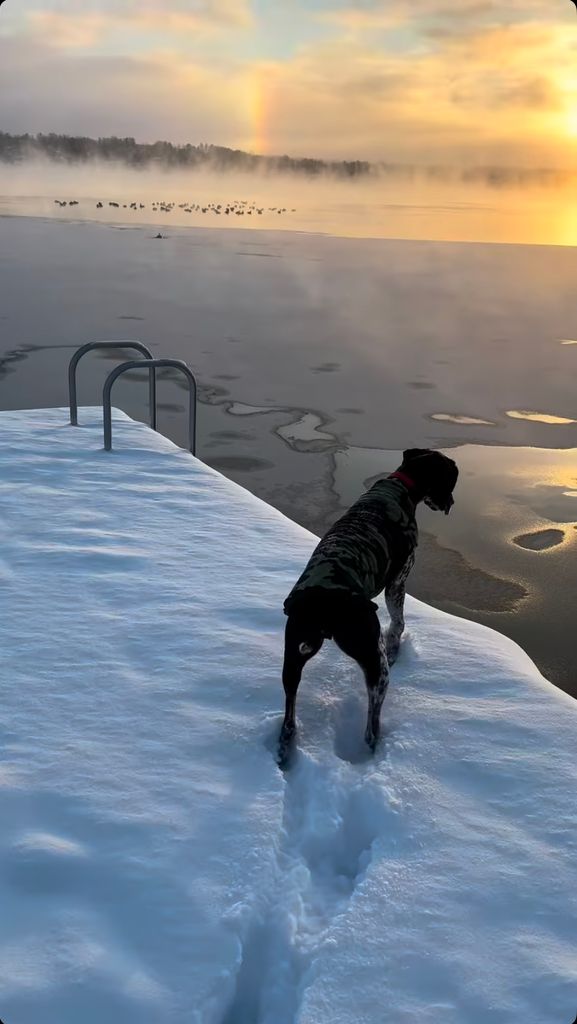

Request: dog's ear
left=424, top=455, right=459, bottom=514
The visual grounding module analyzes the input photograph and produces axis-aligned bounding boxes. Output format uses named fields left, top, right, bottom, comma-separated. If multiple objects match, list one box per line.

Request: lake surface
left=5, top=162, right=577, bottom=246
left=1, top=183, right=576, bottom=696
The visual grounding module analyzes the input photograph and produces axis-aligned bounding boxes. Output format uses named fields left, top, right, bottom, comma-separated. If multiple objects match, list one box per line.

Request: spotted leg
left=385, top=554, right=414, bottom=666
left=333, top=603, right=389, bottom=752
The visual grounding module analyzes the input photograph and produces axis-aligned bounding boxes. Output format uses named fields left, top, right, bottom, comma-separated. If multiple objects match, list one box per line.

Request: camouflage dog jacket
left=283, top=477, right=417, bottom=615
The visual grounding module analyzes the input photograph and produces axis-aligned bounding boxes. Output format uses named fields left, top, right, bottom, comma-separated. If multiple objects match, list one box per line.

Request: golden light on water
left=506, top=410, right=577, bottom=425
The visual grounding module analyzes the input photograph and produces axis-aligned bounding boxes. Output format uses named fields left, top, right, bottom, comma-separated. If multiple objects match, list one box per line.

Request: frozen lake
left=1, top=210, right=576, bottom=694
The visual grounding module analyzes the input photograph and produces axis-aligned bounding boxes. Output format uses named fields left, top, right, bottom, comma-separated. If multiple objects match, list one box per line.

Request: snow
left=0, top=407, right=576, bottom=1024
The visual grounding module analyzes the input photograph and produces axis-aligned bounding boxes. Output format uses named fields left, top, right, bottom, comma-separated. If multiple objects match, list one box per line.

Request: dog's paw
left=277, top=726, right=296, bottom=770
left=364, top=729, right=378, bottom=754
left=385, top=641, right=400, bottom=666
left=277, top=743, right=294, bottom=771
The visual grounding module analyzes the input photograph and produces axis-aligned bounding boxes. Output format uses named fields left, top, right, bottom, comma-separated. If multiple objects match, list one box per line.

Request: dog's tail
left=298, top=620, right=333, bottom=655
left=285, top=591, right=334, bottom=656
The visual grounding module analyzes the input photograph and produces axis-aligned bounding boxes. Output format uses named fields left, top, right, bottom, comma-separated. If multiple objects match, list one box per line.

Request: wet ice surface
left=1, top=215, right=577, bottom=693
left=1, top=407, right=576, bottom=1024
left=513, top=529, right=565, bottom=550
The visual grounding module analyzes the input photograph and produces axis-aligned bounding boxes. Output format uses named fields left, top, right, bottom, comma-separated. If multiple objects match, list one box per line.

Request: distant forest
left=0, top=131, right=571, bottom=188
left=0, top=131, right=371, bottom=178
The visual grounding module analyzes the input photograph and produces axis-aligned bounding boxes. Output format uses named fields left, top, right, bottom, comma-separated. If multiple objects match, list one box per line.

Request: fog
left=3, top=158, right=577, bottom=246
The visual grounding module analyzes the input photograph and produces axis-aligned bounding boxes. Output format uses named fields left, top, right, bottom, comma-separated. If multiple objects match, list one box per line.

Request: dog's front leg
left=385, top=555, right=413, bottom=666
left=365, top=633, right=390, bottom=751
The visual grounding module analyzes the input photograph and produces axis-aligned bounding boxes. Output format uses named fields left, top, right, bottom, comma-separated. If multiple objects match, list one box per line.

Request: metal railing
left=68, top=341, right=156, bottom=427
left=103, top=358, right=198, bottom=455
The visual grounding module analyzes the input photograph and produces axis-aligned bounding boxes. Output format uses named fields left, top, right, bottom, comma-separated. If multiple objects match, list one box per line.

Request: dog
left=278, top=448, right=458, bottom=767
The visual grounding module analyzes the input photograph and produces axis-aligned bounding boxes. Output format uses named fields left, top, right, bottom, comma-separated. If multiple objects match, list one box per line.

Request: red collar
left=388, top=470, right=416, bottom=491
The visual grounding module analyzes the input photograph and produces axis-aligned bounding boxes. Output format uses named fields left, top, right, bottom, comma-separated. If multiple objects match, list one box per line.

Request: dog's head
left=400, top=448, right=459, bottom=514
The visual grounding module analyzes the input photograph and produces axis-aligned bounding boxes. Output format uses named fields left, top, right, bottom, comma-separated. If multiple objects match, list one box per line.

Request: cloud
left=23, top=0, right=253, bottom=50
left=318, top=0, right=575, bottom=47
left=0, top=36, right=250, bottom=145
left=124, top=0, right=254, bottom=32
left=26, top=12, right=110, bottom=48
left=315, top=8, right=402, bottom=33
left=332, top=0, right=562, bottom=23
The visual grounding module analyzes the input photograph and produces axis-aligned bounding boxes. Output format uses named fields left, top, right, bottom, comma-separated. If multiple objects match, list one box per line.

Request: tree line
left=0, top=131, right=571, bottom=188
left=0, top=131, right=372, bottom=178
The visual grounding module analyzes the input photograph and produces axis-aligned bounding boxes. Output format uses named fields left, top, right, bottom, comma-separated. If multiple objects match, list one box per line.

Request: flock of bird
left=53, top=199, right=296, bottom=217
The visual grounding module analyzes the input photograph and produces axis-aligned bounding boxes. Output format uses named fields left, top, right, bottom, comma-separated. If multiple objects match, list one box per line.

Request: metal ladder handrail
left=103, top=358, right=198, bottom=455
left=68, top=341, right=156, bottom=428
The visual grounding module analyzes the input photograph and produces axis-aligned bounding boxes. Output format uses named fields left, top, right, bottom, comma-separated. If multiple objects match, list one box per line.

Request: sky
left=1, top=0, right=577, bottom=167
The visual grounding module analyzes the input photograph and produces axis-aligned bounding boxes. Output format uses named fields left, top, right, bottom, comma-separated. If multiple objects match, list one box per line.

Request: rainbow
left=247, top=66, right=271, bottom=156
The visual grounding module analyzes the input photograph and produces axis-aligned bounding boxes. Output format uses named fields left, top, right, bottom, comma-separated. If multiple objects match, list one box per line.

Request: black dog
left=278, top=448, right=458, bottom=766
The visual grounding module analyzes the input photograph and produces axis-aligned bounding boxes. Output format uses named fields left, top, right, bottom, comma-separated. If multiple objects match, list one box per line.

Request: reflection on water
left=431, top=413, right=496, bottom=426
left=506, top=410, right=577, bottom=424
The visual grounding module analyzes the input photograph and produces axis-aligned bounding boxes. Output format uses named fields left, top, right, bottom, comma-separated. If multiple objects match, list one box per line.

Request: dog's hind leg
left=278, top=615, right=323, bottom=767
left=333, top=605, right=389, bottom=752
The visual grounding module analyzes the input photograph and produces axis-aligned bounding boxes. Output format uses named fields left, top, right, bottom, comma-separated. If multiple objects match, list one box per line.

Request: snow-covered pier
left=1, top=407, right=576, bottom=1024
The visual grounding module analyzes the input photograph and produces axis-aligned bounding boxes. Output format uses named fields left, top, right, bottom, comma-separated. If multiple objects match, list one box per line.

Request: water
left=1, top=168, right=576, bottom=696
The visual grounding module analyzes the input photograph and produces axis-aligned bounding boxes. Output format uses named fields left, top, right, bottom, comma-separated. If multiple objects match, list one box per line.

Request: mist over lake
left=4, top=157, right=577, bottom=246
